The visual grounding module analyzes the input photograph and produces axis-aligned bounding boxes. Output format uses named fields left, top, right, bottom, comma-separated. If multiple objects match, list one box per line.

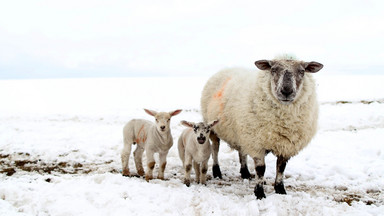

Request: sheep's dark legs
left=210, top=132, right=222, bottom=179
left=275, top=156, right=288, bottom=194
left=253, top=155, right=266, bottom=199
left=239, top=152, right=251, bottom=179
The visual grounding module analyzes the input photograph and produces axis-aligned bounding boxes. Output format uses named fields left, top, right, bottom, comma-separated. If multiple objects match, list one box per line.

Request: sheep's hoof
left=145, top=175, right=153, bottom=182
left=137, top=169, right=145, bottom=176
left=122, top=169, right=130, bottom=177
left=184, top=179, right=191, bottom=187
left=240, top=167, right=251, bottom=179
left=274, top=182, right=287, bottom=194
left=212, top=164, right=222, bottom=179
left=254, top=184, right=266, bottom=199
left=157, top=176, right=164, bottom=180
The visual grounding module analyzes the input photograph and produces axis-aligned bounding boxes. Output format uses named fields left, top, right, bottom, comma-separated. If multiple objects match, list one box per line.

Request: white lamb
left=178, top=120, right=219, bottom=186
left=200, top=56, right=323, bottom=199
left=121, top=109, right=182, bottom=181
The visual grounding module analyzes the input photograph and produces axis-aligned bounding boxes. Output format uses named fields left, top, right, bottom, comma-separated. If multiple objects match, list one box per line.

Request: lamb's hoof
left=122, top=169, right=130, bottom=177
left=274, top=182, right=287, bottom=195
left=254, top=184, right=266, bottom=199
left=240, top=167, right=251, bottom=179
left=212, top=164, right=222, bottom=179
left=137, top=169, right=145, bottom=176
left=157, top=176, right=164, bottom=180
left=184, top=179, right=191, bottom=187
left=145, top=175, right=153, bottom=182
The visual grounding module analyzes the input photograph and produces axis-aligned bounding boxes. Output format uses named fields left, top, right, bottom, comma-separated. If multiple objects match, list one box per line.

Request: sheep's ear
left=144, top=109, right=157, bottom=116
left=169, top=109, right=182, bottom=117
left=255, top=60, right=272, bottom=70
left=181, top=120, right=194, bottom=128
left=304, top=61, right=323, bottom=73
left=208, top=119, right=219, bottom=128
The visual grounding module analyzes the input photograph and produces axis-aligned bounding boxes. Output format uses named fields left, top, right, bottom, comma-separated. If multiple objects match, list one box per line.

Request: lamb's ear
left=144, top=109, right=157, bottom=116
left=208, top=119, right=220, bottom=128
left=304, top=61, right=323, bottom=73
left=255, top=60, right=272, bottom=70
left=181, top=120, right=194, bottom=128
left=169, top=109, right=182, bottom=117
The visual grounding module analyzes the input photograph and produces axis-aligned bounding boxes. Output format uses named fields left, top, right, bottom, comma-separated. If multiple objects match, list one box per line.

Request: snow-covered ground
left=0, top=74, right=383, bottom=216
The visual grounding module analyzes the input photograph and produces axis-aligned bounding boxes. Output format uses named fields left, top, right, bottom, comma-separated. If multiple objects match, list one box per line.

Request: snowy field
left=0, top=74, right=384, bottom=216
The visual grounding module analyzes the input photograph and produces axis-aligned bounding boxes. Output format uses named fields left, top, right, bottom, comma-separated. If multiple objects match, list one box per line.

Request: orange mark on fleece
left=213, top=77, right=231, bottom=99
left=135, top=125, right=147, bottom=144
left=212, top=77, right=231, bottom=119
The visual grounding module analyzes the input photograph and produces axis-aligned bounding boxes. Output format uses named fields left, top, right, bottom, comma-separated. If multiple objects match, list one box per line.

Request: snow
left=0, top=75, right=383, bottom=216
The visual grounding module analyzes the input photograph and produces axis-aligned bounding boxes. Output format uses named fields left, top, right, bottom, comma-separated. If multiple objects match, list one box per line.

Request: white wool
left=201, top=67, right=318, bottom=158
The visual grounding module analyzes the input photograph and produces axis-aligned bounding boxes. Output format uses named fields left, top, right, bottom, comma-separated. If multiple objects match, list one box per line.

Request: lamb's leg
left=239, top=151, right=251, bottom=179
left=200, top=159, right=209, bottom=185
left=275, top=156, right=289, bottom=195
left=121, top=139, right=132, bottom=176
left=145, top=149, right=155, bottom=182
left=133, top=145, right=145, bottom=176
left=210, top=132, right=222, bottom=179
left=184, top=154, right=193, bottom=186
left=157, top=151, right=168, bottom=180
left=253, top=153, right=266, bottom=199
left=178, top=137, right=185, bottom=167
left=193, top=161, right=200, bottom=183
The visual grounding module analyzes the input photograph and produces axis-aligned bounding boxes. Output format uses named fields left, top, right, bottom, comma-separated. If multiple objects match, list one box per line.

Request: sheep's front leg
left=200, top=159, right=209, bottom=185
left=184, top=154, right=193, bottom=186
left=210, top=132, right=222, bottom=179
left=275, top=156, right=289, bottom=195
left=121, top=141, right=132, bottom=176
left=193, top=161, right=200, bottom=183
left=145, top=149, right=156, bottom=182
left=157, top=151, right=168, bottom=180
left=239, top=151, right=251, bottom=179
left=253, top=153, right=266, bottom=199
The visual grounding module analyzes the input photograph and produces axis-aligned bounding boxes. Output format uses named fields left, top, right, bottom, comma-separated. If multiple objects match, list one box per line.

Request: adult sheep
left=200, top=56, right=323, bottom=199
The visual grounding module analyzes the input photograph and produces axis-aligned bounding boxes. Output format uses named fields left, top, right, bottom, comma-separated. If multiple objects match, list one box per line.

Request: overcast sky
left=0, top=0, right=383, bottom=79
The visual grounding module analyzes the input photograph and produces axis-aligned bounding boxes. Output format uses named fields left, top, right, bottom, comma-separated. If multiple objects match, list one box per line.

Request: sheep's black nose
left=281, top=87, right=293, bottom=97
left=160, top=126, right=165, bottom=130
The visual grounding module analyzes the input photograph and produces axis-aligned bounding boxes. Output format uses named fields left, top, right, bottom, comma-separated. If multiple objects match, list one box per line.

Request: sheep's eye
left=193, top=126, right=199, bottom=132
left=167, top=119, right=170, bottom=122
left=271, top=68, right=277, bottom=73
left=298, top=69, right=305, bottom=74
left=156, top=119, right=158, bottom=122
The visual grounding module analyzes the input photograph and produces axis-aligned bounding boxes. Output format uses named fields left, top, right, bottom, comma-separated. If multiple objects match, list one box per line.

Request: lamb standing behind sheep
left=200, top=56, right=323, bottom=199
left=178, top=120, right=219, bottom=186
left=121, top=109, right=182, bottom=181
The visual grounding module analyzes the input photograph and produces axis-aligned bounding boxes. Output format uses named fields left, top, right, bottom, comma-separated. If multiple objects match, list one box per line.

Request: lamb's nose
left=160, top=126, right=165, bottom=130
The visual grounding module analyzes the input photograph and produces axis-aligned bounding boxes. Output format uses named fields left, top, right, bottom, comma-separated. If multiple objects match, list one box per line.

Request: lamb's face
left=255, top=59, right=323, bottom=105
left=181, top=120, right=219, bottom=145
left=144, top=109, right=182, bottom=134
left=154, top=112, right=172, bottom=133
left=192, top=122, right=211, bottom=144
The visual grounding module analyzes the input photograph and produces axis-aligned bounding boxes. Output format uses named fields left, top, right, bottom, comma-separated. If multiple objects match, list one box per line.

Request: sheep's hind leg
left=239, top=151, right=251, bottom=179
left=275, top=156, right=289, bottom=195
left=253, top=153, right=266, bottom=199
left=121, top=140, right=132, bottom=176
left=133, top=145, right=145, bottom=176
left=210, top=132, right=222, bottom=179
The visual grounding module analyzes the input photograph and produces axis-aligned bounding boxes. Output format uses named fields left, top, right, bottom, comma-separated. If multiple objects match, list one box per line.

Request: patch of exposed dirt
left=0, top=153, right=119, bottom=176
left=322, top=99, right=384, bottom=105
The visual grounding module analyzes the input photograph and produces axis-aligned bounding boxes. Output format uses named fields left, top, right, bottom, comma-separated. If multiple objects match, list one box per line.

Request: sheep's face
left=181, top=120, right=219, bottom=144
left=144, top=109, right=182, bottom=133
left=255, top=59, right=323, bottom=105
